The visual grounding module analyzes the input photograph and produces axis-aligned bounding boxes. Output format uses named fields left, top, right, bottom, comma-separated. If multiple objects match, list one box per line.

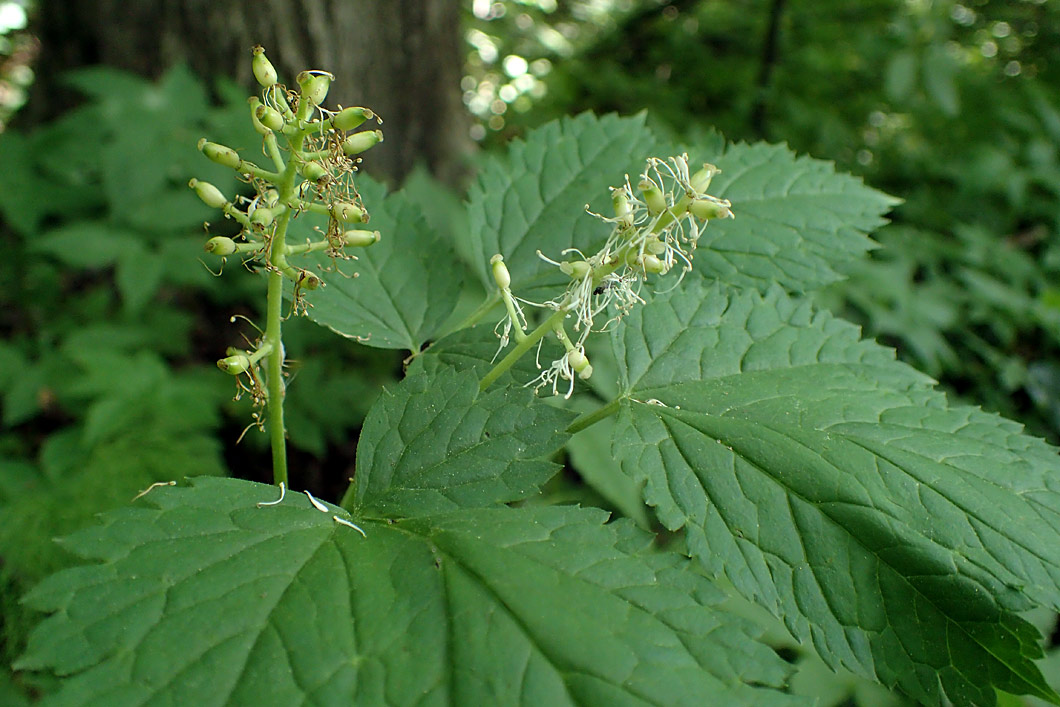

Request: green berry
left=638, top=178, right=667, bottom=215
left=638, top=254, right=666, bottom=274
left=342, top=229, right=380, bottom=247
left=331, top=107, right=374, bottom=131
left=645, top=237, right=667, bottom=255
left=560, top=260, right=591, bottom=279
left=612, top=188, right=633, bottom=226
left=330, top=201, right=366, bottom=224
left=248, top=97, right=270, bottom=135
left=255, top=104, right=285, bottom=132
left=490, top=254, right=511, bottom=290
left=298, top=160, right=328, bottom=182
left=567, top=350, right=593, bottom=379
left=297, top=71, right=332, bottom=106
left=204, top=236, right=237, bottom=255
left=250, top=207, right=276, bottom=227
left=189, top=178, right=227, bottom=208
left=198, top=139, right=242, bottom=170
left=251, top=45, right=278, bottom=87
left=690, top=163, right=720, bottom=194
left=342, top=130, right=383, bottom=155
left=297, top=270, right=322, bottom=290
left=217, top=353, right=251, bottom=375
left=689, top=199, right=733, bottom=220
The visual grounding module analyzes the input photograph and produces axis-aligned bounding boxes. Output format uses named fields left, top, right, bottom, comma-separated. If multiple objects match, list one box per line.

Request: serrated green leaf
left=19, top=477, right=804, bottom=706
left=354, top=367, right=574, bottom=517
left=697, top=142, right=898, bottom=292
left=610, top=280, right=1060, bottom=705
left=303, top=178, right=462, bottom=352
left=467, top=112, right=661, bottom=295
left=0, top=423, right=226, bottom=647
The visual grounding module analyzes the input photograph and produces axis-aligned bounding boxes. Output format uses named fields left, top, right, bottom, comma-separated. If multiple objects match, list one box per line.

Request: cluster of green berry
left=188, top=46, right=383, bottom=464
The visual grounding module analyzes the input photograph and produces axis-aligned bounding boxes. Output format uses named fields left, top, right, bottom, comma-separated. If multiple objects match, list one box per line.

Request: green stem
left=264, top=133, right=285, bottom=172
left=233, top=241, right=265, bottom=255
left=298, top=148, right=330, bottom=161
left=553, top=321, right=575, bottom=351
left=263, top=212, right=292, bottom=488
left=247, top=341, right=273, bottom=364
left=566, top=397, right=622, bottom=434
left=500, top=288, right=528, bottom=342
left=264, top=267, right=288, bottom=488
left=283, top=239, right=332, bottom=256
left=283, top=199, right=332, bottom=216
left=222, top=203, right=253, bottom=228
left=479, top=307, right=566, bottom=392
left=650, top=195, right=693, bottom=235
left=260, top=124, right=306, bottom=488
left=238, top=160, right=281, bottom=183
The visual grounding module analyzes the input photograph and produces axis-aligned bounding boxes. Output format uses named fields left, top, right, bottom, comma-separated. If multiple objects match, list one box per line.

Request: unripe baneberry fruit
left=189, top=179, right=227, bottom=208
left=251, top=46, right=278, bottom=87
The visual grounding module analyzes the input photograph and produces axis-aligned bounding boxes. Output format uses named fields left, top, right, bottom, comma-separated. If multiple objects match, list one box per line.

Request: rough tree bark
left=24, top=0, right=472, bottom=185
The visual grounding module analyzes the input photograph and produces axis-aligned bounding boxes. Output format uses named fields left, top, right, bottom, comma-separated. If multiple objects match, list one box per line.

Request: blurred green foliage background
left=1, top=0, right=1059, bottom=703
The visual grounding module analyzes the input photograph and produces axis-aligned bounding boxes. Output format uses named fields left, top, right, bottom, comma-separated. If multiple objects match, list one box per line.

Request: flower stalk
left=194, top=46, right=383, bottom=486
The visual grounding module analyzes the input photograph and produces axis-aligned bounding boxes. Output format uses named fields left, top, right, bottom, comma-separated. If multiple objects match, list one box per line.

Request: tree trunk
left=24, top=0, right=472, bottom=185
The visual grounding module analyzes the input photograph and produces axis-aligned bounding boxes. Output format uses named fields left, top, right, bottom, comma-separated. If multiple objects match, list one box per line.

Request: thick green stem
left=263, top=210, right=292, bottom=488
left=260, top=124, right=304, bottom=488
left=284, top=238, right=334, bottom=256
left=479, top=308, right=567, bottom=391
left=567, top=397, right=623, bottom=434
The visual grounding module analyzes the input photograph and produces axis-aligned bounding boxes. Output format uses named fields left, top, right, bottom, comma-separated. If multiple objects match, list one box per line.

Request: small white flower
left=526, top=348, right=579, bottom=399
left=491, top=153, right=733, bottom=398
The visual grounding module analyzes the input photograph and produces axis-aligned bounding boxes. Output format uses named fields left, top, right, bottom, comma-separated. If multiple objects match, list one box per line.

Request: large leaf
left=18, top=477, right=803, bottom=706
left=466, top=112, right=661, bottom=295
left=304, top=178, right=462, bottom=352
left=465, top=115, right=894, bottom=302
left=353, top=367, right=574, bottom=518
left=695, top=142, right=899, bottom=293
left=609, top=280, right=1060, bottom=705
